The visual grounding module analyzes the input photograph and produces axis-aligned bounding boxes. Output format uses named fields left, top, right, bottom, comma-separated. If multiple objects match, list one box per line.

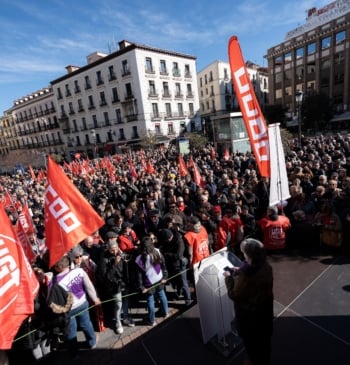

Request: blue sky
left=0, top=0, right=329, bottom=114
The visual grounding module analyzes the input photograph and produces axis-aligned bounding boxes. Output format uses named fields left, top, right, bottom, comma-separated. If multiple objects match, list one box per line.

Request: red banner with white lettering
left=0, top=205, right=39, bottom=349
left=45, top=156, right=105, bottom=268
left=228, top=36, right=270, bottom=177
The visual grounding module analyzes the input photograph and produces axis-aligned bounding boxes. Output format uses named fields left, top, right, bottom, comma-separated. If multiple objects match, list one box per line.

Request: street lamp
left=295, top=91, right=303, bottom=148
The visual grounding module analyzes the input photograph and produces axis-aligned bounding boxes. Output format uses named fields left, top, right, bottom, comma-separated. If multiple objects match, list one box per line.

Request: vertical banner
left=268, top=124, right=291, bottom=206
left=228, top=36, right=270, bottom=177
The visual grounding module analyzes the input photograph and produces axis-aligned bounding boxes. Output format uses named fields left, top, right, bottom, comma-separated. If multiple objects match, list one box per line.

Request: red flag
left=0, top=205, right=39, bottom=349
left=146, top=161, right=156, bottom=175
left=210, top=147, right=216, bottom=160
left=15, top=218, right=37, bottom=264
left=17, top=204, right=35, bottom=235
left=223, top=148, right=230, bottom=161
left=178, top=155, right=189, bottom=177
left=45, top=156, right=105, bottom=268
left=128, top=159, right=138, bottom=178
left=28, top=165, right=36, bottom=181
left=192, top=160, right=205, bottom=188
left=228, top=36, right=270, bottom=177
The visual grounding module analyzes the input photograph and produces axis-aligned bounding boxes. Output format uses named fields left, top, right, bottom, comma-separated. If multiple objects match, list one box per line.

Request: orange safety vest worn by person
left=184, top=216, right=210, bottom=266
left=258, top=206, right=291, bottom=250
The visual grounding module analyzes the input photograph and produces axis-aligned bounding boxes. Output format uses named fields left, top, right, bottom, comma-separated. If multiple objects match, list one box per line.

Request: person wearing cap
left=145, top=209, right=165, bottom=236
left=157, top=229, right=192, bottom=306
left=257, top=205, right=291, bottom=250
left=95, top=240, right=135, bottom=334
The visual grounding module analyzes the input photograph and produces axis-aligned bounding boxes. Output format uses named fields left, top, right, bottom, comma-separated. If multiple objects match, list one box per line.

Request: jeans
left=67, top=300, right=96, bottom=350
left=113, top=291, right=130, bottom=325
left=147, top=288, right=168, bottom=324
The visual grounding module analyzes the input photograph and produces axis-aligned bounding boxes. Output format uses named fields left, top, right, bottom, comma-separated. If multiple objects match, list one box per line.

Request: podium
left=193, top=248, right=242, bottom=357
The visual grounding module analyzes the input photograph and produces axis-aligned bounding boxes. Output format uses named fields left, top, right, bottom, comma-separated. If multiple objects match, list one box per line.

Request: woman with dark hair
left=135, top=236, right=169, bottom=326
left=224, top=238, right=274, bottom=365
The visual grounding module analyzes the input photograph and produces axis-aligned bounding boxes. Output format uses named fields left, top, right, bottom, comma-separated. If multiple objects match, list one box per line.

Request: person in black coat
left=224, top=238, right=273, bottom=365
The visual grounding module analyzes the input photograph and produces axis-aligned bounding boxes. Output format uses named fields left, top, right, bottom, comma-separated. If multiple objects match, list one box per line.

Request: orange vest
left=184, top=226, right=210, bottom=266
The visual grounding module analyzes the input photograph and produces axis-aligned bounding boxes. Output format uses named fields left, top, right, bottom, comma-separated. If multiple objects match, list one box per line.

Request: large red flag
left=45, top=156, right=105, bottom=268
left=228, top=36, right=270, bottom=177
left=191, top=159, right=205, bottom=188
left=178, top=155, right=189, bottom=177
left=0, top=206, right=39, bottom=349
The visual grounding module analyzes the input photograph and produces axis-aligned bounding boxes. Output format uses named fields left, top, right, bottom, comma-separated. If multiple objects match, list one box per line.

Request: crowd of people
left=2, top=132, right=350, bottom=363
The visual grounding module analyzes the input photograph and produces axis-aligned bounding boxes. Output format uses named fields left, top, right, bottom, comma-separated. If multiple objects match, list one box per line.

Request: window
left=125, top=83, right=132, bottom=98
left=84, top=76, right=91, bottom=89
left=184, top=64, right=191, bottom=78
left=108, top=65, right=116, bottom=81
left=112, top=87, right=119, bottom=103
left=103, top=112, right=110, bottom=125
left=295, top=47, right=304, bottom=59
left=335, top=30, right=346, bottom=45
left=100, top=91, right=107, bottom=106
left=115, top=109, right=122, bottom=123
left=307, top=42, right=316, bottom=55
left=175, top=83, right=182, bottom=97
left=92, top=115, right=98, bottom=128
left=96, top=70, right=104, bottom=85
left=274, top=56, right=282, bottom=65
left=189, top=103, right=194, bottom=116
left=224, top=68, right=229, bottom=80
left=321, top=36, right=331, bottom=50
left=122, top=60, right=130, bottom=76
left=163, top=82, right=170, bottom=97
left=57, top=87, right=62, bottom=99
left=177, top=103, right=184, bottom=117
left=187, top=84, right=193, bottom=97
left=155, top=124, right=161, bottom=134
left=119, top=128, right=125, bottom=140
left=152, top=103, right=159, bottom=118
left=65, top=84, right=71, bottom=97
left=173, top=62, right=180, bottom=77
left=74, top=80, right=81, bottom=93
left=165, top=103, right=172, bottom=117
left=284, top=52, right=292, bottom=63
left=88, top=95, right=95, bottom=109
left=149, top=81, right=157, bottom=96
left=132, top=126, right=139, bottom=138
left=209, top=71, right=213, bottom=82
left=168, top=124, right=174, bottom=134
left=81, top=117, right=87, bottom=130
left=160, top=60, right=168, bottom=74
left=145, top=57, right=154, bottom=73
left=68, top=102, right=74, bottom=114
left=77, top=99, right=84, bottom=112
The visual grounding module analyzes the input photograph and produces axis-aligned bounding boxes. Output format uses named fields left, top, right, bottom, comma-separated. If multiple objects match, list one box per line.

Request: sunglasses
left=75, top=255, right=83, bottom=259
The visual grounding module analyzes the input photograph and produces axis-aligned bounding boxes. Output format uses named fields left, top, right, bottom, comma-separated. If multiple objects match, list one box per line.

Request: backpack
left=45, top=276, right=73, bottom=349
left=47, top=278, right=73, bottom=314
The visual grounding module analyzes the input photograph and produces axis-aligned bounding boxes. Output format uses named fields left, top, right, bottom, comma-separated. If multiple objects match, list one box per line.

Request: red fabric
left=28, top=165, right=36, bottom=181
left=117, top=231, right=139, bottom=253
left=258, top=215, right=291, bottom=250
left=228, top=36, right=270, bottom=177
left=223, top=149, right=230, bottom=161
left=184, top=227, right=210, bottom=266
left=0, top=205, right=39, bottom=349
left=215, top=216, right=243, bottom=251
left=178, top=155, right=189, bottom=177
left=15, top=216, right=36, bottom=264
left=45, top=156, right=105, bottom=268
